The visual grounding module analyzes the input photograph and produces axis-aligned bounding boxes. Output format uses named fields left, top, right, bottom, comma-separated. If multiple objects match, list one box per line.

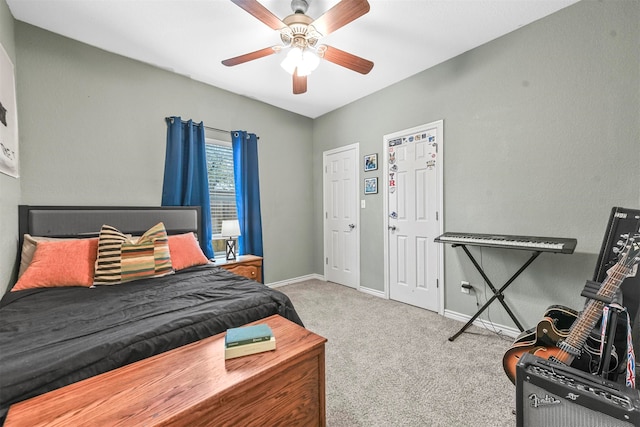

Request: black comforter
left=0, top=265, right=302, bottom=421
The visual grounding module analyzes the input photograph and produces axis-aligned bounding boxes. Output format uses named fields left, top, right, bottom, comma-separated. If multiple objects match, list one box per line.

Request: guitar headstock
left=619, top=233, right=640, bottom=269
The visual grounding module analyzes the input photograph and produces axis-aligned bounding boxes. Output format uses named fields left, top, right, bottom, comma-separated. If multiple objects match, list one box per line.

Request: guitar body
left=503, top=305, right=578, bottom=384
left=503, top=344, right=568, bottom=384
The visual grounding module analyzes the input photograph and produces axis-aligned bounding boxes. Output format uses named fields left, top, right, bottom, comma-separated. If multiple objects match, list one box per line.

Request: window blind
left=205, top=141, right=237, bottom=236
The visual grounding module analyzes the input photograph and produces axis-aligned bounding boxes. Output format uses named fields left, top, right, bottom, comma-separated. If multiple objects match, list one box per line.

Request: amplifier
left=516, top=353, right=640, bottom=427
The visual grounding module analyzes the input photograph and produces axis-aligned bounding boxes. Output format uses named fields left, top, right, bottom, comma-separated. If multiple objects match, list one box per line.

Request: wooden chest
left=5, top=315, right=326, bottom=426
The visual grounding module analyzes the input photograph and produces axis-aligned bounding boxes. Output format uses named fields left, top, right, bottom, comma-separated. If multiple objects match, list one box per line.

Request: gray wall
left=2, top=0, right=638, bottom=334
left=0, top=0, right=19, bottom=293
left=313, top=0, right=640, bottom=328
left=0, top=19, right=315, bottom=293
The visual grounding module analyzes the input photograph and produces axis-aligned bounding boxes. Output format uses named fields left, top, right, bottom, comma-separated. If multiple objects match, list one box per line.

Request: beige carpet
left=278, top=279, right=517, bottom=427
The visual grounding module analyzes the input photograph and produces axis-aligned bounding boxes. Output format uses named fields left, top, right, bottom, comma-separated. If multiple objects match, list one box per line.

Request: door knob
left=348, top=224, right=356, bottom=230
left=388, top=225, right=397, bottom=231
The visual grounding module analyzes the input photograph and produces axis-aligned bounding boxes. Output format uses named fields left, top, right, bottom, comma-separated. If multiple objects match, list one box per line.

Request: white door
left=384, top=121, right=443, bottom=312
left=323, top=144, right=360, bottom=289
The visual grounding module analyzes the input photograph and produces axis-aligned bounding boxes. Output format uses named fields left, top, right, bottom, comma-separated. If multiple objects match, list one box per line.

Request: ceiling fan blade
left=293, top=69, right=307, bottom=95
left=222, top=46, right=279, bottom=66
left=230, top=0, right=287, bottom=31
left=310, top=0, right=370, bottom=37
left=320, top=45, right=373, bottom=74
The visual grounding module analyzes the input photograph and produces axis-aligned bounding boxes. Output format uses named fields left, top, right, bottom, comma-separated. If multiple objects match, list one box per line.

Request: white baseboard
left=267, top=273, right=325, bottom=288
left=269, top=278, right=518, bottom=340
left=444, top=309, right=521, bottom=338
left=267, top=276, right=387, bottom=302
left=358, top=286, right=386, bottom=298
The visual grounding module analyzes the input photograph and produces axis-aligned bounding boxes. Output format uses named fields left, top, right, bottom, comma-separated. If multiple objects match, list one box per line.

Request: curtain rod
left=164, top=117, right=258, bottom=140
left=203, top=125, right=231, bottom=134
left=165, top=117, right=229, bottom=134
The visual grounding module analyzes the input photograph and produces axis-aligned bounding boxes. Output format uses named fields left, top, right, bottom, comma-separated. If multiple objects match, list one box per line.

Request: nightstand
left=216, top=255, right=263, bottom=283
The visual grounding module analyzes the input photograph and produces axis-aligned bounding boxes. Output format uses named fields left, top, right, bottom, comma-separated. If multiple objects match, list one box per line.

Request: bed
left=0, top=206, right=303, bottom=422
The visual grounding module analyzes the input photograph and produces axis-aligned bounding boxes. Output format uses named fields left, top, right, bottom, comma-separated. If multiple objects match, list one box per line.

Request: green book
left=224, top=337, right=276, bottom=360
left=225, top=323, right=273, bottom=348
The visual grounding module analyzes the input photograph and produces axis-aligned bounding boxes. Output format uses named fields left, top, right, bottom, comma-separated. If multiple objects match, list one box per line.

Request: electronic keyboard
left=435, top=232, right=577, bottom=254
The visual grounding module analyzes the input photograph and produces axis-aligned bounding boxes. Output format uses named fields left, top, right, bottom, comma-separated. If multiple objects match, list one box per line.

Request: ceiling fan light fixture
left=281, top=47, right=319, bottom=76
left=225, top=0, right=373, bottom=94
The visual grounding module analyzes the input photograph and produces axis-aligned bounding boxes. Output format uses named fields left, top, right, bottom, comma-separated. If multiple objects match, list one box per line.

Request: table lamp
left=221, top=220, right=241, bottom=260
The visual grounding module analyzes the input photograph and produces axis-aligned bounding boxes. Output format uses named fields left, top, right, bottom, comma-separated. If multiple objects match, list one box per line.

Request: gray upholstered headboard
left=18, top=205, right=202, bottom=248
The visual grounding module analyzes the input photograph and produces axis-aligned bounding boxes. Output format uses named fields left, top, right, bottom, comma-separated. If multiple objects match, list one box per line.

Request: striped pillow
left=93, top=222, right=173, bottom=285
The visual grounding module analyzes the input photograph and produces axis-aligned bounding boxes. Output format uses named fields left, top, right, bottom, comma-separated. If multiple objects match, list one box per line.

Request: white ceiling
left=7, top=0, right=580, bottom=119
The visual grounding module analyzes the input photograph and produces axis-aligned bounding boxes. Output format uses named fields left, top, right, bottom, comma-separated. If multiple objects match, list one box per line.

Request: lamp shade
left=281, top=47, right=320, bottom=76
left=221, top=220, right=241, bottom=237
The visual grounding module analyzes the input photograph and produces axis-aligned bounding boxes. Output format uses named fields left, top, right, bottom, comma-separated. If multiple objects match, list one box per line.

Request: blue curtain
left=231, top=131, right=263, bottom=257
left=161, top=116, right=214, bottom=258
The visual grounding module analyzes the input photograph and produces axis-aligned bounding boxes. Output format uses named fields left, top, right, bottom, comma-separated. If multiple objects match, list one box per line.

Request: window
left=205, top=139, right=237, bottom=257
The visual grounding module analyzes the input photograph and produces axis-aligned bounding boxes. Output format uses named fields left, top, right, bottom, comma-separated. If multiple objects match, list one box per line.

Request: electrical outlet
left=460, top=281, right=471, bottom=294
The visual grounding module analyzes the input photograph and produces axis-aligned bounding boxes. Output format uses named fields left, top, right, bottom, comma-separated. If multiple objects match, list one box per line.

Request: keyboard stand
left=447, top=244, right=542, bottom=342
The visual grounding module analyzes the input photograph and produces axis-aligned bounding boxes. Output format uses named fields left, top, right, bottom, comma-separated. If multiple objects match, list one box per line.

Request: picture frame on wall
left=364, top=153, right=377, bottom=171
left=0, top=42, right=19, bottom=178
left=364, top=177, right=378, bottom=195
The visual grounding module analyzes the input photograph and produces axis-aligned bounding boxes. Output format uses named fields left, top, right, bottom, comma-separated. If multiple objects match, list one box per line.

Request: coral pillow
left=12, top=238, right=99, bottom=291
left=18, top=234, right=69, bottom=278
left=168, top=233, right=210, bottom=271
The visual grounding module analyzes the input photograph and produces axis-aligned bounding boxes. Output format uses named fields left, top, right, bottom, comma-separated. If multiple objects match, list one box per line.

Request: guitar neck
left=554, top=262, right=631, bottom=365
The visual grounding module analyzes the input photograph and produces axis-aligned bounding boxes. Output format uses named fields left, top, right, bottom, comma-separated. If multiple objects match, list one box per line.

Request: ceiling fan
left=222, top=0, right=374, bottom=95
